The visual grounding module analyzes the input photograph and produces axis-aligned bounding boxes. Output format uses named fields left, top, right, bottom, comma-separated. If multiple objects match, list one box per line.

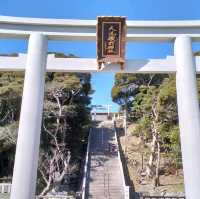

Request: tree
left=38, top=72, right=92, bottom=195
left=0, top=72, right=24, bottom=178
left=112, top=73, right=181, bottom=187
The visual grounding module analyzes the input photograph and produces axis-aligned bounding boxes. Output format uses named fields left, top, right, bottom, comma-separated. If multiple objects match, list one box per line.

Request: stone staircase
left=86, top=121, right=125, bottom=199
left=88, top=166, right=124, bottom=199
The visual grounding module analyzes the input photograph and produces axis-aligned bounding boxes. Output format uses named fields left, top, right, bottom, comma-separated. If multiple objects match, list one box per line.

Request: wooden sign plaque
left=97, top=16, right=126, bottom=70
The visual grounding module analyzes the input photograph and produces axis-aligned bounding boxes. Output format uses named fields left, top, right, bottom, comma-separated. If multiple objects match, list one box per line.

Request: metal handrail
left=36, top=196, right=74, bottom=199
left=81, top=128, right=92, bottom=199
left=104, top=172, right=106, bottom=198
left=141, top=197, right=185, bottom=199
left=113, top=122, right=130, bottom=199
left=107, top=172, right=110, bottom=199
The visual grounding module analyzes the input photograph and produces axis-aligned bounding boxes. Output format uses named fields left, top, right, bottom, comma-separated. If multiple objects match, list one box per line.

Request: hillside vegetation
left=0, top=54, right=92, bottom=196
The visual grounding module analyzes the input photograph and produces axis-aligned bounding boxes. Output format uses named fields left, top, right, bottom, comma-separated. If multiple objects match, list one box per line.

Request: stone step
left=89, top=191, right=124, bottom=195
left=89, top=194, right=124, bottom=197
left=89, top=179, right=123, bottom=183
left=90, top=188, right=124, bottom=191
left=88, top=194, right=124, bottom=199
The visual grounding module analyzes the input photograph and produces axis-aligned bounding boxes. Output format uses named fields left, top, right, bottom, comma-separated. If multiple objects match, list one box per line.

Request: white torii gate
left=92, top=105, right=112, bottom=118
left=1, top=16, right=200, bottom=199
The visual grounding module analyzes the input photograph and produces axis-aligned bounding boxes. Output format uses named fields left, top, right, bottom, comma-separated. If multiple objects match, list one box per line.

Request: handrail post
left=81, top=128, right=92, bottom=199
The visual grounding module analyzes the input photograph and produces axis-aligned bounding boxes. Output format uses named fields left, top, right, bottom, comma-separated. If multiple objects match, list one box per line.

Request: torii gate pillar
left=175, top=36, right=200, bottom=199
left=10, top=33, right=48, bottom=199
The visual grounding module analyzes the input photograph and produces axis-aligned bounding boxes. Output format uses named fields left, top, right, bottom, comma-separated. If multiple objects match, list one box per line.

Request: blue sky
left=1, top=0, right=200, bottom=112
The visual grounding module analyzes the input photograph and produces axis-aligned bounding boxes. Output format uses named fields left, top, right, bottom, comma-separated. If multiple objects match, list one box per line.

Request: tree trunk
left=146, top=100, right=160, bottom=179
left=154, top=141, right=160, bottom=187
left=39, top=178, right=52, bottom=196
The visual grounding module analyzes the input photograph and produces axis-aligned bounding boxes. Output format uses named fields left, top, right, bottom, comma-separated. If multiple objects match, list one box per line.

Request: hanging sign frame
left=97, top=16, right=127, bottom=70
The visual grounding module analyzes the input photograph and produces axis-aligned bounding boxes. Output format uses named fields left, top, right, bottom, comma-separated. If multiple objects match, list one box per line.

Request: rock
left=140, top=172, right=146, bottom=177
left=140, top=180, right=147, bottom=185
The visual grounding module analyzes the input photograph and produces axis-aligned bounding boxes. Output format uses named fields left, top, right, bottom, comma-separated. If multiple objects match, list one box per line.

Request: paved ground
left=86, top=121, right=125, bottom=199
left=0, top=193, right=9, bottom=199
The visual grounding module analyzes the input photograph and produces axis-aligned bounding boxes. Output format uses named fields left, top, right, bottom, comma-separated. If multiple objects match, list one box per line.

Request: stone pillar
left=10, top=33, right=48, bottom=199
left=113, top=113, right=116, bottom=121
left=107, top=105, right=110, bottom=117
left=175, top=35, right=200, bottom=199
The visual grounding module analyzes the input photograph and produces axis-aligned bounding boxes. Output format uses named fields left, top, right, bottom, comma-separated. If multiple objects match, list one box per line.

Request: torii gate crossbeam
left=2, top=16, right=200, bottom=41
left=0, top=16, right=200, bottom=199
left=3, top=53, right=200, bottom=73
